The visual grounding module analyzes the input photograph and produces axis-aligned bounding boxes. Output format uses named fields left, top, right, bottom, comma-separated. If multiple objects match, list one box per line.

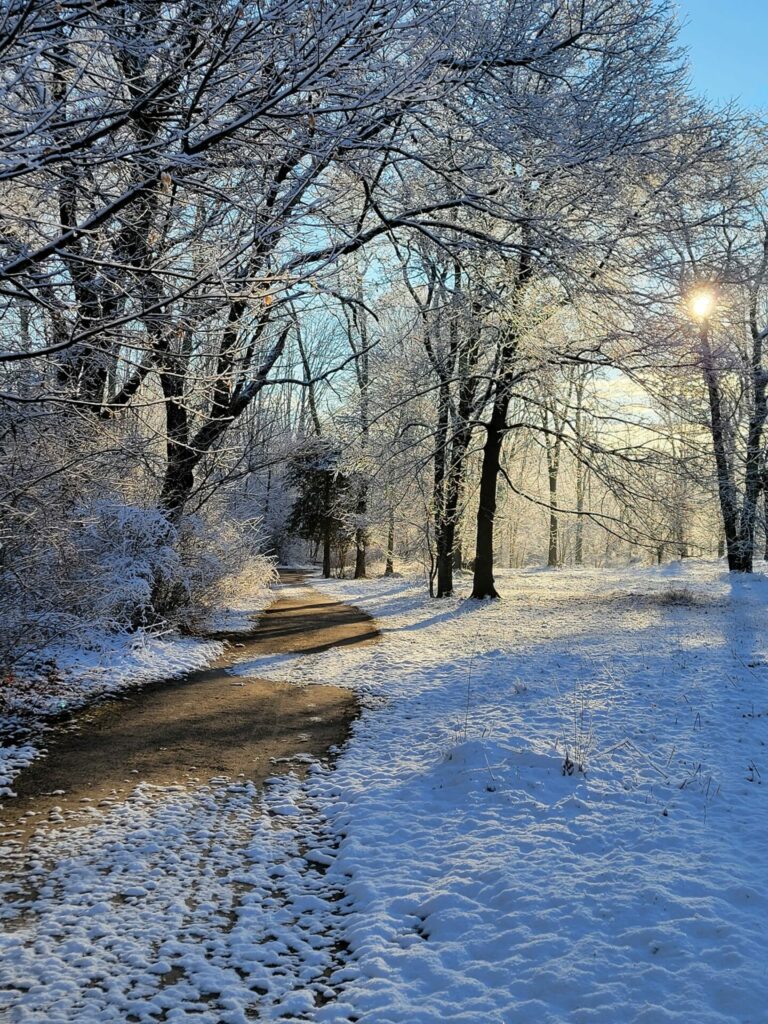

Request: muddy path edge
left=0, top=568, right=379, bottom=836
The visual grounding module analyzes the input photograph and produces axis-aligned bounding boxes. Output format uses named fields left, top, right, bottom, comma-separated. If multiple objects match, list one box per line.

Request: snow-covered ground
left=2, top=561, right=768, bottom=1022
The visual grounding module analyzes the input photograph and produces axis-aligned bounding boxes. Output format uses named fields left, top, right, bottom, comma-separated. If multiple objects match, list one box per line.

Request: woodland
left=1, top=0, right=767, bottom=682
left=3, top=5, right=768, bottom=1023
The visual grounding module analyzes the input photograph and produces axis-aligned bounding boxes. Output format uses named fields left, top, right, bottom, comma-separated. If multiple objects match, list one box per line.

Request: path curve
left=0, top=570, right=378, bottom=837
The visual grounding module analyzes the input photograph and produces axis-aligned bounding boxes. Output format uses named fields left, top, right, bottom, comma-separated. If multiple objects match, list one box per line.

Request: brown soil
left=0, top=571, right=378, bottom=839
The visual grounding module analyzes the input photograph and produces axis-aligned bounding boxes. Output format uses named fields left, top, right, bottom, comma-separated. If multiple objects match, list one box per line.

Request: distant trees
left=643, top=143, right=768, bottom=573
left=288, top=441, right=352, bottom=579
left=2, top=0, right=768, bottom=677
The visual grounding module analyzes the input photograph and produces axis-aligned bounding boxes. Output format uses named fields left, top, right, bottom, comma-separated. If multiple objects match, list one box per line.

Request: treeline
left=1, top=1, right=767, bottom=668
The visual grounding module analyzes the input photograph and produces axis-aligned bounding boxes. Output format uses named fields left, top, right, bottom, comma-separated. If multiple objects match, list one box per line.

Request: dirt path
left=0, top=571, right=378, bottom=838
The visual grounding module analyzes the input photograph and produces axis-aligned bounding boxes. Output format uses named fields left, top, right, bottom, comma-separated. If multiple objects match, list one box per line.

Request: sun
left=689, top=289, right=715, bottom=321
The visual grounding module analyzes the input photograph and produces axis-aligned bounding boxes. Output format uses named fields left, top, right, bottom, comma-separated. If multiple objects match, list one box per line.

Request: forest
left=1, top=2, right=767, bottom=1022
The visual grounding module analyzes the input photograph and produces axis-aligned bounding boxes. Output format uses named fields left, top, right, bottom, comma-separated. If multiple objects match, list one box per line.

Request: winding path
left=1, top=570, right=378, bottom=836
left=0, top=571, right=380, bottom=1024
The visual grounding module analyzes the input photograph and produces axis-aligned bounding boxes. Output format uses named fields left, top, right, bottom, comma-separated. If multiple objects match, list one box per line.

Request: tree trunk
left=547, top=466, right=559, bottom=567
left=574, top=504, right=584, bottom=566
left=157, top=349, right=194, bottom=526
left=702, top=353, right=741, bottom=570
left=432, top=375, right=451, bottom=596
left=733, top=320, right=768, bottom=572
left=542, top=398, right=566, bottom=568
left=436, top=455, right=464, bottom=596
left=354, top=490, right=367, bottom=579
left=322, top=474, right=332, bottom=578
left=438, top=412, right=474, bottom=596
left=435, top=546, right=453, bottom=597
left=263, top=465, right=272, bottom=531
left=471, top=401, right=506, bottom=599
left=157, top=325, right=290, bottom=526
left=385, top=508, right=395, bottom=575
left=470, top=240, right=531, bottom=599
left=435, top=261, right=463, bottom=599
left=453, top=540, right=463, bottom=571
left=675, top=523, right=688, bottom=560
left=574, top=375, right=587, bottom=567
left=351, top=271, right=370, bottom=580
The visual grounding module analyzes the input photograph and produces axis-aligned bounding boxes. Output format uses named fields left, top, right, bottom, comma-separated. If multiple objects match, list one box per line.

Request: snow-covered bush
left=0, top=405, right=276, bottom=676
left=173, top=511, right=278, bottom=631
left=0, top=495, right=179, bottom=671
left=0, top=494, right=276, bottom=664
left=64, top=500, right=182, bottom=628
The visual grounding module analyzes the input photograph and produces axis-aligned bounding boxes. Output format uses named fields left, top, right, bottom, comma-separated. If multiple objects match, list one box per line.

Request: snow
left=238, top=561, right=768, bottom=1022
left=0, top=773, right=354, bottom=1022
left=192, top=566, right=277, bottom=635
left=2, top=560, right=768, bottom=1022
left=5, top=631, right=224, bottom=722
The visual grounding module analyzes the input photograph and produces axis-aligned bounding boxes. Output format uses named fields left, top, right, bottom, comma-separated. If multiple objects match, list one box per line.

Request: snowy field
left=2, top=561, right=768, bottom=1022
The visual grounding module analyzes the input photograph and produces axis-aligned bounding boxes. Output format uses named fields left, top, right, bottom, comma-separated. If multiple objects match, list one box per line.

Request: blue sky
left=675, top=1, right=767, bottom=109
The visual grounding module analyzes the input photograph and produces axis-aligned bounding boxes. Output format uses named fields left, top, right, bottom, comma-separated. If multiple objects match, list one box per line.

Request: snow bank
left=0, top=571, right=276, bottom=789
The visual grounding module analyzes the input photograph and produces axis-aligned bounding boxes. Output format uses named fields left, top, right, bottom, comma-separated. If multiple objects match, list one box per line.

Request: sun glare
left=689, top=289, right=715, bottom=321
